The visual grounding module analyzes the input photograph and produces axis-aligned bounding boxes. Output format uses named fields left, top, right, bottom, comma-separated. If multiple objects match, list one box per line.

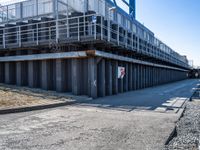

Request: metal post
left=131, top=32, right=133, bottom=50
left=117, top=25, right=119, bottom=45
left=125, top=30, right=127, bottom=48
left=108, top=13, right=111, bottom=42
left=36, top=24, right=39, bottom=45
left=3, top=29, right=6, bottom=48
left=94, top=18, right=97, bottom=40
left=18, top=27, right=21, bottom=47
left=55, top=0, right=59, bottom=43
left=101, top=16, right=103, bottom=40
left=78, top=18, right=80, bottom=41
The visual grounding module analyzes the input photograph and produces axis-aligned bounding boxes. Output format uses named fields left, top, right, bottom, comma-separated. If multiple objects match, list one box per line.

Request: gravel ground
left=165, top=100, right=200, bottom=150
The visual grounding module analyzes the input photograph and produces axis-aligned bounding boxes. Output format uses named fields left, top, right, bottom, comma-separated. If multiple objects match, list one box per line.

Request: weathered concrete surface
left=0, top=105, right=182, bottom=150
left=0, top=79, right=199, bottom=150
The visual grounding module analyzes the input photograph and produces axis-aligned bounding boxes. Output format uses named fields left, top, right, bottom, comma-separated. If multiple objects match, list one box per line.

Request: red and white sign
left=118, top=67, right=125, bottom=79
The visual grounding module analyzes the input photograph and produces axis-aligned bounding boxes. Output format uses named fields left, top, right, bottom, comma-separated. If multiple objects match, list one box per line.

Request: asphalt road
left=0, top=79, right=199, bottom=150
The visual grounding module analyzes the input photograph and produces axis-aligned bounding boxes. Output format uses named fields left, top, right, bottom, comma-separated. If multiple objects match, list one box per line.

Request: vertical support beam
left=16, top=61, right=22, bottom=86
left=41, top=60, right=52, bottom=90
left=28, top=51, right=40, bottom=88
left=144, top=65, right=146, bottom=88
left=0, top=63, right=4, bottom=83
left=118, top=62, right=123, bottom=93
left=105, top=60, right=112, bottom=96
left=137, top=64, right=140, bottom=89
left=97, top=59, right=106, bottom=97
left=5, top=54, right=16, bottom=85
left=139, top=65, right=142, bottom=89
left=147, top=66, right=150, bottom=87
left=72, top=59, right=82, bottom=95
left=133, top=63, right=137, bottom=90
left=150, top=66, right=153, bottom=87
left=16, top=51, right=28, bottom=86
left=56, top=59, right=65, bottom=92
left=123, top=62, right=129, bottom=92
left=128, top=63, right=133, bottom=91
left=28, top=62, right=39, bottom=88
left=112, top=61, right=118, bottom=94
left=88, top=58, right=97, bottom=98
left=5, top=62, right=10, bottom=84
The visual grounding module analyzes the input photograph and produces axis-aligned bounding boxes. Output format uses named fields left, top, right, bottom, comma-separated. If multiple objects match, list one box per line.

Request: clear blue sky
left=136, top=0, right=200, bottom=66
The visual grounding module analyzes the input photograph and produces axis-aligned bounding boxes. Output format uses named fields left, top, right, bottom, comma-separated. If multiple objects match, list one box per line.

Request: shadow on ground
left=76, top=79, right=200, bottom=112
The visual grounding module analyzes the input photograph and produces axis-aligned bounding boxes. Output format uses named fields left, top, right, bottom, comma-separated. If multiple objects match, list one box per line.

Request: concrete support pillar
left=97, top=59, right=106, bottom=97
left=151, top=66, right=153, bottom=86
left=128, top=63, right=133, bottom=91
left=56, top=59, right=65, bottom=92
left=71, top=59, right=79, bottom=95
left=16, top=62, right=22, bottom=86
left=0, top=63, right=4, bottom=83
left=152, top=67, right=156, bottom=86
left=144, top=65, right=147, bottom=88
left=112, top=61, right=118, bottom=94
left=16, top=61, right=28, bottom=86
left=141, top=65, right=144, bottom=89
left=41, top=60, right=52, bottom=90
left=146, top=66, right=150, bottom=87
left=154, top=67, right=157, bottom=85
left=148, top=66, right=150, bottom=87
left=28, top=61, right=40, bottom=88
left=5, top=62, right=16, bottom=84
left=137, top=64, right=140, bottom=89
left=5, top=62, right=10, bottom=84
left=137, top=64, right=141, bottom=89
left=72, top=59, right=89, bottom=95
left=124, top=62, right=128, bottom=92
left=133, top=64, right=137, bottom=90
left=118, top=62, right=123, bottom=93
left=88, top=58, right=97, bottom=98
left=105, top=60, right=112, bottom=96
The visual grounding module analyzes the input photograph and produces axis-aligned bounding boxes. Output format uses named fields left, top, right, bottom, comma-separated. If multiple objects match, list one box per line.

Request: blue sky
left=1, top=0, right=199, bottom=66
left=136, top=0, right=200, bottom=66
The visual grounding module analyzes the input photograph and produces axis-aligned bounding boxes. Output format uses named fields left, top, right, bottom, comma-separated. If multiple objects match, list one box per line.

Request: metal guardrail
left=0, top=13, right=189, bottom=68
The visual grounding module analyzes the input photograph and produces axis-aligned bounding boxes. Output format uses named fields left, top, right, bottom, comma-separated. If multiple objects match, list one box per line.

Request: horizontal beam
left=0, top=50, right=188, bottom=72
left=0, top=51, right=87, bottom=62
left=87, top=50, right=189, bottom=72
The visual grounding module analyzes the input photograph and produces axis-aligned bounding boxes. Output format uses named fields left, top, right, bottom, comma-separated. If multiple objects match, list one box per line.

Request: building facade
left=0, top=0, right=190, bottom=98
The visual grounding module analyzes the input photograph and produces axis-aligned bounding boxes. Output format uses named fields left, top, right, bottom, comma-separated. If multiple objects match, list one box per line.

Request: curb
left=0, top=101, right=76, bottom=115
left=164, top=126, right=177, bottom=145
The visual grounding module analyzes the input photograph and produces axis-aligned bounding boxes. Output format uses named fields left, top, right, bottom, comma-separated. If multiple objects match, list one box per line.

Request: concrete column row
left=0, top=58, right=189, bottom=98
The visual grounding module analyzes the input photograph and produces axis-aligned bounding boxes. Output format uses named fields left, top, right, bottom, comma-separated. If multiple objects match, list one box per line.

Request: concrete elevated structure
left=0, top=0, right=190, bottom=98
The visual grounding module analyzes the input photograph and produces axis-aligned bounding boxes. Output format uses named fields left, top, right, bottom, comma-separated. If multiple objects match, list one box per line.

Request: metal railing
left=0, top=13, right=189, bottom=68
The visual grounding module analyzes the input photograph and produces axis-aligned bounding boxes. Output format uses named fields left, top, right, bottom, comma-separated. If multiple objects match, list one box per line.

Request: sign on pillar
left=118, top=66, right=125, bottom=79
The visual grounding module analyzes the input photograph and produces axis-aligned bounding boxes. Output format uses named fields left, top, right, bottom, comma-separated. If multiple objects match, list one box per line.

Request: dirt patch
left=0, top=84, right=73, bottom=110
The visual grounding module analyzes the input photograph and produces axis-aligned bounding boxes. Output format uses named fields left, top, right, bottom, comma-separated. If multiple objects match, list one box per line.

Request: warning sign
left=118, top=67, right=125, bottom=79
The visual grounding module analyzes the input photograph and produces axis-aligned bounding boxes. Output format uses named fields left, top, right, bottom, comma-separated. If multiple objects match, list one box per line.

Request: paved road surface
left=0, top=79, right=199, bottom=150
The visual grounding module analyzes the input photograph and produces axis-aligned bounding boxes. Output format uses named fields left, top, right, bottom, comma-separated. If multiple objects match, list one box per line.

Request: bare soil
left=0, top=84, right=71, bottom=109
